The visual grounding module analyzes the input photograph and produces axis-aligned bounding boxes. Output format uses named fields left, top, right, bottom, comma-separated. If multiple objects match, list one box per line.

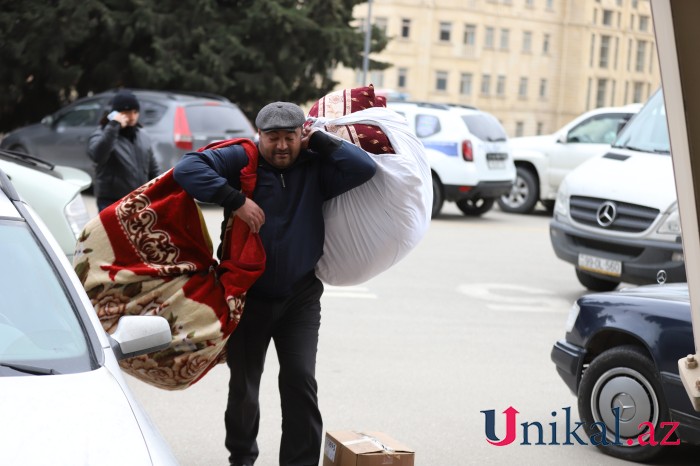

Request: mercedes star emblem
left=596, top=201, right=617, bottom=227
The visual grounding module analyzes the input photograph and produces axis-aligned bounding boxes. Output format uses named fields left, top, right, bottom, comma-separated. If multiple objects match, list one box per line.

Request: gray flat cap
left=255, top=101, right=305, bottom=132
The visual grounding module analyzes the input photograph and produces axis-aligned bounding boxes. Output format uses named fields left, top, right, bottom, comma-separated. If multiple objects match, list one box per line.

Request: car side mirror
left=557, top=132, right=568, bottom=144
left=108, top=315, right=172, bottom=360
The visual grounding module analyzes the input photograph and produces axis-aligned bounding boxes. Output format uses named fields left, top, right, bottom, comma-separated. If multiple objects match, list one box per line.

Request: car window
left=415, top=114, right=441, bottom=138
left=461, top=114, right=508, bottom=142
left=567, top=113, right=632, bottom=144
left=613, top=89, right=670, bottom=154
left=139, top=99, right=168, bottom=126
left=185, top=104, right=254, bottom=135
left=54, top=101, right=103, bottom=128
left=0, top=220, right=91, bottom=375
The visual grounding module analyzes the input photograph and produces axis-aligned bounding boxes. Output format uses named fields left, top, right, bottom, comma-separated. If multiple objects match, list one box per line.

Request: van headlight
left=657, top=202, right=682, bottom=236
left=554, top=182, right=570, bottom=218
left=64, top=195, right=90, bottom=238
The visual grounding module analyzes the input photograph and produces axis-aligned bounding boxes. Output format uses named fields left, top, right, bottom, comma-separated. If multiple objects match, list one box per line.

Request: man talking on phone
left=88, top=89, right=160, bottom=212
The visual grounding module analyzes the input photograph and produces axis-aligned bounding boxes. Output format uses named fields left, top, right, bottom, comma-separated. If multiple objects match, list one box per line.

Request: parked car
left=0, top=167, right=178, bottom=465
left=0, top=89, right=256, bottom=183
left=549, top=89, right=683, bottom=291
left=551, top=282, right=700, bottom=462
left=387, top=101, right=516, bottom=217
left=500, top=103, right=642, bottom=214
left=0, top=148, right=91, bottom=261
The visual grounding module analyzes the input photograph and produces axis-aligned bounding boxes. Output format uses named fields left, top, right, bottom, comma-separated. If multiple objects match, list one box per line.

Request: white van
left=549, top=89, right=683, bottom=291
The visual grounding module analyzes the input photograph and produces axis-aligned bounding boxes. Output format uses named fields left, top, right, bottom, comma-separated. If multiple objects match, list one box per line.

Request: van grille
left=569, top=196, right=659, bottom=233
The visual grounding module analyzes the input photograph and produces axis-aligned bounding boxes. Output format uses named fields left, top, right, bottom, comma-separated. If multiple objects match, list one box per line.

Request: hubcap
left=501, top=175, right=529, bottom=208
left=590, top=367, right=658, bottom=445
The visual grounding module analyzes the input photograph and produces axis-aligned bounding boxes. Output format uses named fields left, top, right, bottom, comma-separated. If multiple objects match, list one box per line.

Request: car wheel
left=455, top=197, right=495, bottom=216
left=578, top=346, right=672, bottom=462
left=431, top=175, right=444, bottom=218
left=576, top=269, right=619, bottom=292
left=497, top=167, right=539, bottom=214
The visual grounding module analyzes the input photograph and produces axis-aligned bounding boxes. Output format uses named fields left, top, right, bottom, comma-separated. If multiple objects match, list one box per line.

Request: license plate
left=578, top=254, right=622, bottom=277
left=487, top=160, right=505, bottom=169
left=487, top=152, right=507, bottom=169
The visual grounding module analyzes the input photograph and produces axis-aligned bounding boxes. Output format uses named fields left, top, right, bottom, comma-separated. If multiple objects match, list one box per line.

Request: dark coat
left=87, top=121, right=161, bottom=201
left=173, top=132, right=377, bottom=298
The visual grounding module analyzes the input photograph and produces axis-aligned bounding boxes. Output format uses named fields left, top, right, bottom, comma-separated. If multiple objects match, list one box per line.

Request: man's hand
left=112, top=112, right=130, bottom=128
left=234, top=198, right=266, bottom=233
left=301, top=127, right=317, bottom=150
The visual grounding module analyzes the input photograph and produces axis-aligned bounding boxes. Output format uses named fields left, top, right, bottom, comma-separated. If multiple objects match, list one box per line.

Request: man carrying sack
left=172, top=101, right=377, bottom=466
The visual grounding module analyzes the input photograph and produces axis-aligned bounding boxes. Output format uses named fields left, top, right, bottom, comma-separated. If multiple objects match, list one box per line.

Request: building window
left=633, top=81, right=645, bottom=102
left=401, top=19, right=411, bottom=38
left=460, top=73, right=473, bottom=95
left=435, top=71, right=448, bottom=91
left=397, top=68, right=408, bottom=89
left=639, top=15, right=650, bottom=32
left=485, top=27, right=495, bottom=49
left=603, top=10, right=613, bottom=26
left=536, top=122, right=544, bottom=135
left=599, top=35, right=611, bottom=68
left=518, top=77, right=528, bottom=98
left=636, top=40, right=647, bottom=72
left=589, top=34, right=596, bottom=67
left=375, top=17, right=388, bottom=34
left=439, top=22, right=452, bottom=42
left=596, top=78, right=608, bottom=107
left=481, top=74, right=492, bottom=95
left=522, top=31, right=532, bottom=53
left=463, top=24, right=476, bottom=46
left=543, top=34, right=550, bottom=54
left=500, top=29, right=510, bottom=50
left=496, top=75, right=506, bottom=96
left=515, top=121, right=525, bottom=137
left=525, top=0, right=534, bottom=7
left=546, top=0, right=554, bottom=9
left=539, top=79, right=548, bottom=99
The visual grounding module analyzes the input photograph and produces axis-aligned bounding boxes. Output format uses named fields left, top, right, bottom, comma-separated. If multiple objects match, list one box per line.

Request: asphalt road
left=78, top=195, right=697, bottom=466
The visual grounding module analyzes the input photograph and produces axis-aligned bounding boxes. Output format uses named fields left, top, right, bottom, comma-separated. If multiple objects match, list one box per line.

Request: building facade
left=332, top=0, right=659, bottom=137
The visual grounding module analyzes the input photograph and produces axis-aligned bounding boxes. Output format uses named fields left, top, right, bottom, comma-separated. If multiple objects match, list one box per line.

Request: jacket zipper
left=280, top=173, right=286, bottom=188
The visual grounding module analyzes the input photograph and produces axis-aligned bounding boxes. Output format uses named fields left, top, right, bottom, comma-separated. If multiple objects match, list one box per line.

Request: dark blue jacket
left=173, top=132, right=377, bottom=298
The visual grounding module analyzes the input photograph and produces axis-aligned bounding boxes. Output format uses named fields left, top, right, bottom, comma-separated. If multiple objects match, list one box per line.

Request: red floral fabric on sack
left=307, top=84, right=396, bottom=154
left=73, top=139, right=265, bottom=390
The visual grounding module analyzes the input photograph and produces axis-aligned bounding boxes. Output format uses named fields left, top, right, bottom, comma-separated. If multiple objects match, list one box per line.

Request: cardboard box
left=323, top=431, right=414, bottom=466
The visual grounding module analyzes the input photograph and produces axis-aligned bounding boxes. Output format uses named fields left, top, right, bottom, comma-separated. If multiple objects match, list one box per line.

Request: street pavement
left=80, top=196, right=697, bottom=465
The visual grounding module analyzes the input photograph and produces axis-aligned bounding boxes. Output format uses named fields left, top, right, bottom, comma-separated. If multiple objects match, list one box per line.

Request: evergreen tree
left=0, top=0, right=388, bottom=132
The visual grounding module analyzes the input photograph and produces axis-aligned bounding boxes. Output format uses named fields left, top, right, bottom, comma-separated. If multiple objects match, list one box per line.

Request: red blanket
left=73, top=139, right=265, bottom=389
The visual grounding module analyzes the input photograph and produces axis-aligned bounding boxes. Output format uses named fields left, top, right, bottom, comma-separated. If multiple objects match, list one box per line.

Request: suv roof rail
left=0, top=167, right=20, bottom=201
left=391, top=101, right=479, bottom=111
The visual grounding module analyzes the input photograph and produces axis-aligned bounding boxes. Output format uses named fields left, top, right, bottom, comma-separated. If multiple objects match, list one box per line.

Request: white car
left=500, top=103, right=642, bottom=214
left=0, top=149, right=91, bottom=261
left=0, top=168, right=178, bottom=465
left=550, top=89, right=683, bottom=291
left=387, top=101, right=516, bottom=217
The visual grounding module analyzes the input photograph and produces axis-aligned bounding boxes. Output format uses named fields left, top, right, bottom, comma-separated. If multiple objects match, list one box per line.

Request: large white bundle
left=309, top=107, right=432, bottom=285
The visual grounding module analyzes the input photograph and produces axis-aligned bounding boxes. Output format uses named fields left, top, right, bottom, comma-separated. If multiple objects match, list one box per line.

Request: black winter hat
left=110, top=90, right=140, bottom=112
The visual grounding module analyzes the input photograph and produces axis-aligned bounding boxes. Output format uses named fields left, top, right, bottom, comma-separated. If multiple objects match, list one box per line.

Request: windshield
left=0, top=221, right=91, bottom=376
left=461, top=114, right=508, bottom=142
left=612, top=89, right=670, bottom=154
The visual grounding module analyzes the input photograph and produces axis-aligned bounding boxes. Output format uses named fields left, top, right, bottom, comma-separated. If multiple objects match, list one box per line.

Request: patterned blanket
left=73, top=138, right=265, bottom=390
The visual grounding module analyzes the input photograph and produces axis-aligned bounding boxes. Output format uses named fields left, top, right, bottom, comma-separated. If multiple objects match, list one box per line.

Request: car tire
left=431, top=174, right=444, bottom=218
left=576, top=269, right=619, bottom=292
left=578, top=345, right=672, bottom=462
left=498, top=167, right=539, bottom=214
left=455, top=197, right=495, bottom=216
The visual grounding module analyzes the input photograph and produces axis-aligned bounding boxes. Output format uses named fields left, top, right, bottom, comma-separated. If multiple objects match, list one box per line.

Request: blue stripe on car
left=422, top=141, right=459, bottom=157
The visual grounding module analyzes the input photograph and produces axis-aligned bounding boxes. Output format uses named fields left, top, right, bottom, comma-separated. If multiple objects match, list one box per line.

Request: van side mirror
left=108, top=316, right=172, bottom=360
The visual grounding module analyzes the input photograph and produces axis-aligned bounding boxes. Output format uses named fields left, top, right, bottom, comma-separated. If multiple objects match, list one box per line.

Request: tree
left=0, top=0, right=389, bottom=132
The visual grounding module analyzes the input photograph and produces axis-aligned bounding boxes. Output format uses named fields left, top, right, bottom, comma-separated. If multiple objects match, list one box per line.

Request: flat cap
left=255, top=101, right=305, bottom=132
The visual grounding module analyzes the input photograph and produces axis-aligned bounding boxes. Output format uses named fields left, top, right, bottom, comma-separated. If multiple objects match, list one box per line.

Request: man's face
left=257, top=128, right=302, bottom=169
left=122, top=109, right=140, bottom=126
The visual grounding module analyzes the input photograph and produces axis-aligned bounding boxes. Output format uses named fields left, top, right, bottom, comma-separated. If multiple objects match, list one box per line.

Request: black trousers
left=225, top=273, right=323, bottom=466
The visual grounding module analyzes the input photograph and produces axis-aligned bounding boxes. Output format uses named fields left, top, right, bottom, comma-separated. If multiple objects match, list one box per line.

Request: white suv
left=550, top=89, right=683, bottom=291
left=500, top=104, right=641, bottom=214
left=387, top=102, right=515, bottom=217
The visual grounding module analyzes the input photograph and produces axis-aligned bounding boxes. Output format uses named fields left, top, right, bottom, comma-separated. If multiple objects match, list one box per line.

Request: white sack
left=309, top=107, right=432, bottom=285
